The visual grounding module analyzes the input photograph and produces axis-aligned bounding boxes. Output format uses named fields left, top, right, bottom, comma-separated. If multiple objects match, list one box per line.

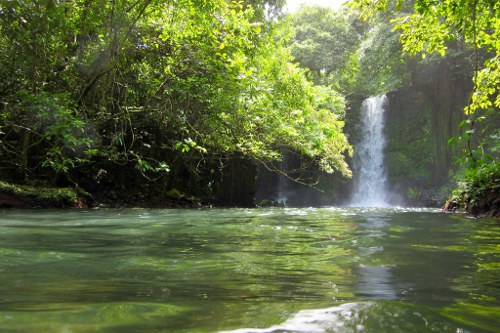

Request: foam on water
left=218, top=302, right=373, bottom=333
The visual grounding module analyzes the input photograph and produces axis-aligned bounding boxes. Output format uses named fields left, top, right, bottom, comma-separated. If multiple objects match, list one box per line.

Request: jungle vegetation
left=0, top=0, right=498, bottom=212
left=347, top=0, right=499, bottom=214
left=0, top=0, right=351, bottom=204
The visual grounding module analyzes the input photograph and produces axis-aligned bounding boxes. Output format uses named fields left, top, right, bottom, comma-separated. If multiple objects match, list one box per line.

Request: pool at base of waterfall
left=0, top=207, right=498, bottom=333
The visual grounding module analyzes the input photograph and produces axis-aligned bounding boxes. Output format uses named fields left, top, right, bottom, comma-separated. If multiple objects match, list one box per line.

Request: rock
left=0, top=193, right=29, bottom=208
left=443, top=197, right=459, bottom=213
left=470, top=190, right=500, bottom=218
left=109, top=191, right=118, bottom=200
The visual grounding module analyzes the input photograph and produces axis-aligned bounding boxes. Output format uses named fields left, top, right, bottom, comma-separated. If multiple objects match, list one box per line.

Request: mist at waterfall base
left=349, top=95, right=392, bottom=207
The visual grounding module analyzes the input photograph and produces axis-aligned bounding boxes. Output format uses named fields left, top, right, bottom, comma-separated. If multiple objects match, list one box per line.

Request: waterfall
left=350, top=95, right=391, bottom=207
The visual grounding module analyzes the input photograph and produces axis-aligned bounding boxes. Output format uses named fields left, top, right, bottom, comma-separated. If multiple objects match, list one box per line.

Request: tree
left=289, top=5, right=361, bottom=93
left=0, top=0, right=352, bottom=201
left=349, top=0, right=500, bottom=162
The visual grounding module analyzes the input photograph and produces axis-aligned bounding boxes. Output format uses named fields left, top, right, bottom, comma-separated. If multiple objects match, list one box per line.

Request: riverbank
left=2, top=180, right=498, bottom=216
left=443, top=162, right=500, bottom=218
left=444, top=190, right=500, bottom=218
left=0, top=182, right=204, bottom=209
left=0, top=182, right=89, bottom=208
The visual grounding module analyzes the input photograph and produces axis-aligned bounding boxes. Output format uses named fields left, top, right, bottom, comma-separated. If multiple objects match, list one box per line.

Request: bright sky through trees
left=285, top=0, right=346, bottom=12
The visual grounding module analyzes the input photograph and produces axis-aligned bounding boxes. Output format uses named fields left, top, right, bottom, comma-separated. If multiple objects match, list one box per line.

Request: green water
left=0, top=208, right=498, bottom=333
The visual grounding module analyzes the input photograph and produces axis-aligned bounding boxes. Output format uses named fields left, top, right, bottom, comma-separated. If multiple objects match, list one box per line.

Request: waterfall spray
left=350, top=95, right=391, bottom=207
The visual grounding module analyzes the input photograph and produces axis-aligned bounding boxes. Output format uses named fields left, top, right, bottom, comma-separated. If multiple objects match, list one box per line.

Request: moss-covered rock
left=0, top=182, right=91, bottom=208
left=444, top=161, right=500, bottom=217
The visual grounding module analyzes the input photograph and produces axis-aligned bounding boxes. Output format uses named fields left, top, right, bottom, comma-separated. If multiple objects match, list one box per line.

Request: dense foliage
left=0, top=0, right=352, bottom=203
left=288, top=5, right=361, bottom=93
left=348, top=0, right=499, bottom=212
left=447, top=161, right=500, bottom=216
left=1, top=0, right=497, bottom=209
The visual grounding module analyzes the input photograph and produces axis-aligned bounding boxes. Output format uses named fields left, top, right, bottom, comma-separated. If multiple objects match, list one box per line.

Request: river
left=0, top=208, right=498, bottom=332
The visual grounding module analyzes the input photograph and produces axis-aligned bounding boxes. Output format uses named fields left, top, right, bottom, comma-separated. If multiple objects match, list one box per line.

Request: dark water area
left=0, top=208, right=498, bottom=332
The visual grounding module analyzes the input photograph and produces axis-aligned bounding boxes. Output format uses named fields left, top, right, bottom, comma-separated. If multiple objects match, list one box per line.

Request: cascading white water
left=350, top=95, right=391, bottom=207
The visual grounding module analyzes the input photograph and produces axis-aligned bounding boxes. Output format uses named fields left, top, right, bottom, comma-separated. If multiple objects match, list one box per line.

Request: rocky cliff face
left=381, top=60, right=472, bottom=206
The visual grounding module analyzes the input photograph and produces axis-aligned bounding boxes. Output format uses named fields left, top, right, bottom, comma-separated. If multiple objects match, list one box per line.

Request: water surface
left=0, top=208, right=498, bottom=332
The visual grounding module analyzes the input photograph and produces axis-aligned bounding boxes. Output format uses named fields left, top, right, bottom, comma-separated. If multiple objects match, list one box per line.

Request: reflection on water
left=0, top=208, right=498, bottom=332
left=356, top=265, right=396, bottom=300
